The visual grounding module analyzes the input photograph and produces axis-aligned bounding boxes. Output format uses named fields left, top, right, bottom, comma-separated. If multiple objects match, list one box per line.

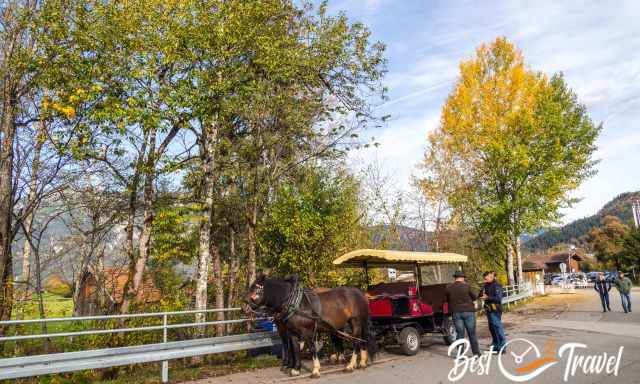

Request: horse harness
left=274, top=280, right=366, bottom=344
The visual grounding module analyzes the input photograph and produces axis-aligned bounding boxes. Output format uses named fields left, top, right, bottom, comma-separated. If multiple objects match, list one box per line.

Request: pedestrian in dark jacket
left=615, top=271, right=633, bottom=313
left=480, top=271, right=506, bottom=352
left=594, top=273, right=612, bottom=312
left=445, top=270, right=480, bottom=356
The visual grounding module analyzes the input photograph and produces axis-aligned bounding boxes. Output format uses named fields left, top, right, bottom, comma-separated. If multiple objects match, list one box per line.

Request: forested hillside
left=524, top=191, right=640, bottom=251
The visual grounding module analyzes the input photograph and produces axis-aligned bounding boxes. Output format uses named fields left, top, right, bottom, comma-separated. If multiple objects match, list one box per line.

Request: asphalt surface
left=186, top=288, right=640, bottom=384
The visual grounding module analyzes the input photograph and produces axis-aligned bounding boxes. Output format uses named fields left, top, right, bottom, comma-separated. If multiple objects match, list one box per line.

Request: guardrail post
left=162, top=314, right=168, bottom=383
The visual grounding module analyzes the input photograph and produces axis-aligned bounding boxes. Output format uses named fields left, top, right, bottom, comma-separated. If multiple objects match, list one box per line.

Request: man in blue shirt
left=480, top=271, right=506, bottom=353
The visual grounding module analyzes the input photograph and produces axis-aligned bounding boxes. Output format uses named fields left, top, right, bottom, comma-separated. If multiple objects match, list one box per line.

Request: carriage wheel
left=442, top=316, right=457, bottom=346
left=399, top=326, right=420, bottom=356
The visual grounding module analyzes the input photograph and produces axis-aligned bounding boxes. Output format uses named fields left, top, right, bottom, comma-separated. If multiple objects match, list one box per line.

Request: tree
left=622, top=228, right=640, bottom=277
left=422, top=37, right=600, bottom=284
left=259, top=165, right=361, bottom=286
left=588, top=215, right=630, bottom=270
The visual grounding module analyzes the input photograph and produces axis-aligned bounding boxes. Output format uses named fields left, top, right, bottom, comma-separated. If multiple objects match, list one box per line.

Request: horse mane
left=263, top=277, right=293, bottom=310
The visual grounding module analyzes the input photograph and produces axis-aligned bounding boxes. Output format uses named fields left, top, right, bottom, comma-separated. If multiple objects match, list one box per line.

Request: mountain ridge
left=523, top=191, right=640, bottom=252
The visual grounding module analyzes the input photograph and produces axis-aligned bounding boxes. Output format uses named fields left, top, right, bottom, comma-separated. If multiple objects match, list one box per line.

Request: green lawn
left=12, top=292, right=74, bottom=320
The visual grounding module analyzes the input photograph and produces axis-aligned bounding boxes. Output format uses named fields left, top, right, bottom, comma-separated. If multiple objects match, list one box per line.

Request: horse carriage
left=246, top=249, right=467, bottom=376
left=333, top=249, right=466, bottom=355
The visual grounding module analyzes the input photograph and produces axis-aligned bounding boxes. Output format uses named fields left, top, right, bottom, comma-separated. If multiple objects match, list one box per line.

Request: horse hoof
left=289, top=369, right=300, bottom=376
left=343, top=366, right=354, bottom=373
left=358, top=363, right=367, bottom=370
left=311, top=371, right=321, bottom=379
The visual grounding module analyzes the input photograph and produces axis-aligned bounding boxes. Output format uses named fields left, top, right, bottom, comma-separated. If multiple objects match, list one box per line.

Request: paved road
left=188, top=288, right=640, bottom=384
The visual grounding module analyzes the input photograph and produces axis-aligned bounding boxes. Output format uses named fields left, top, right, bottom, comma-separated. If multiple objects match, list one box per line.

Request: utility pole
left=632, top=199, right=640, bottom=229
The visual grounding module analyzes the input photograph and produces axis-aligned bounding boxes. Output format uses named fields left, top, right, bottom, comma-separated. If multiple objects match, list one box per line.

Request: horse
left=272, top=284, right=345, bottom=372
left=246, top=273, right=374, bottom=378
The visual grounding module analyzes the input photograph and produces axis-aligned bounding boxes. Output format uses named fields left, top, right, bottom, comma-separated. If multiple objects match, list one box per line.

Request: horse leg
left=307, top=335, right=321, bottom=378
left=329, top=333, right=345, bottom=364
left=289, top=335, right=302, bottom=376
left=279, top=332, right=289, bottom=371
left=359, top=318, right=371, bottom=369
left=287, top=336, right=296, bottom=370
left=344, top=319, right=361, bottom=372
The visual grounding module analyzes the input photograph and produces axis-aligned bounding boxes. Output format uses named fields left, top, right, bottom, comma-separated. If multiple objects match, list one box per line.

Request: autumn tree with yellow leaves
left=419, top=37, right=600, bottom=284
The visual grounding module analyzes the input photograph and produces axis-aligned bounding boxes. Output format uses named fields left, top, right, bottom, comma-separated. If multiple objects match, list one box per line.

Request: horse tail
left=363, top=315, right=376, bottom=361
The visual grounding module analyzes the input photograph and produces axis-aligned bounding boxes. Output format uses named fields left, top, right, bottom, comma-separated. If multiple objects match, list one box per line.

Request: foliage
left=420, top=37, right=600, bottom=282
left=1, top=1, right=388, bottom=375
left=44, top=276, right=72, bottom=298
left=587, top=216, right=630, bottom=270
left=259, top=166, right=363, bottom=286
left=524, top=191, right=640, bottom=251
left=621, top=228, right=640, bottom=275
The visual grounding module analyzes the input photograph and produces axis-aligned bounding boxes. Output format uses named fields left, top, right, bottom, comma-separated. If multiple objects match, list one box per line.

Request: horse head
left=245, top=272, right=268, bottom=310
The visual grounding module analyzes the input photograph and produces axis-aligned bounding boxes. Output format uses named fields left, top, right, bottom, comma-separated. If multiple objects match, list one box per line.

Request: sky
left=328, top=0, right=640, bottom=225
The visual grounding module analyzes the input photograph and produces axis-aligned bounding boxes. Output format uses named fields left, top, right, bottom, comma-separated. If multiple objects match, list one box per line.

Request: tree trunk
left=247, top=197, right=258, bottom=287
left=0, top=93, right=17, bottom=323
left=506, top=243, right=515, bottom=286
left=195, top=123, right=217, bottom=330
left=16, top=121, right=45, bottom=319
left=226, top=227, right=239, bottom=334
left=513, top=235, right=523, bottom=285
left=120, top=128, right=156, bottom=314
left=212, top=245, right=225, bottom=336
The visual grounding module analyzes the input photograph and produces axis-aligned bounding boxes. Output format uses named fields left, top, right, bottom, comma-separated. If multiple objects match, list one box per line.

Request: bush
left=45, top=276, right=72, bottom=298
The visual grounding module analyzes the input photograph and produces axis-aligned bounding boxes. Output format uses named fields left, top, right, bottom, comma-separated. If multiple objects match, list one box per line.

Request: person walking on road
left=594, top=273, right=612, bottom=312
left=445, top=270, right=481, bottom=357
left=480, top=271, right=506, bottom=353
left=615, top=271, right=633, bottom=313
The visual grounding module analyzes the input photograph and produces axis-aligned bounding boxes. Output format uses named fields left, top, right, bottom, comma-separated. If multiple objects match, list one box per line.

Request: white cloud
left=334, top=0, right=640, bottom=224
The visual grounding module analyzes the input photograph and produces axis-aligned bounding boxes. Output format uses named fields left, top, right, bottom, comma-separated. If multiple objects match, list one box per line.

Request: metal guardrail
left=502, top=282, right=533, bottom=306
left=0, top=308, right=278, bottom=382
left=0, top=283, right=536, bottom=382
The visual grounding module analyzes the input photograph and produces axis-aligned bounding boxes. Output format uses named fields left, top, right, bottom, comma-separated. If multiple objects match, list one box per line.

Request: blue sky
left=330, top=0, right=640, bottom=224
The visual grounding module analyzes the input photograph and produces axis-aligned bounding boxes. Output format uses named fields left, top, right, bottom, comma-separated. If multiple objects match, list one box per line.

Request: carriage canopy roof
left=333, top=249, right=468, bottom=266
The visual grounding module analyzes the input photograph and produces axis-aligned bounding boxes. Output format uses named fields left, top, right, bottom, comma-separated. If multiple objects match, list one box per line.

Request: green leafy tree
left=588, top=215, right=631, bottom=270
left=421, top=38, right=600, bottom=284
left=622, top=228, right=640, bottom=276
left=259, top=166, right=362, bottom=286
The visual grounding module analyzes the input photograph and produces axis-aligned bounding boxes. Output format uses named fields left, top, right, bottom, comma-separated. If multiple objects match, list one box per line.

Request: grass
left=12, top=292, right=74, bottom=320
left=5, top=353, right=281, bottom=384
left=2, top=293, right=281, bottom=384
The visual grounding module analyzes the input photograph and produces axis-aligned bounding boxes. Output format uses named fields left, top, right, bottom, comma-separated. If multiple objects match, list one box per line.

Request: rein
left=274, top=280, right=367, bottom=344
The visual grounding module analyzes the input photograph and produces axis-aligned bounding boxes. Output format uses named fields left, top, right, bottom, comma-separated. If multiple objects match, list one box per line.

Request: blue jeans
left=487, top=311, right=506, bottom=350
left=598, top=291, right=611, bottom=311
left=453, top=312, right=480, bottom=356
left=620, top=292, right=632, bottom=313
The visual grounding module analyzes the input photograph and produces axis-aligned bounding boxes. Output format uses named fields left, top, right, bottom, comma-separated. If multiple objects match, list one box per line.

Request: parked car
left=568, top=273, right=589, bottom=288
left=586, top=271, right=601, bottom=282
left=545, top=273, right=560, bottom=285
left=605, top=271, right=619, bottom=284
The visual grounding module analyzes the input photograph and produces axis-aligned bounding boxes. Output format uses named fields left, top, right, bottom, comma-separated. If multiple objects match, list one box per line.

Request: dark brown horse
left=246, top=273, right=374, bottom=377
left=273, top=286, right=345, bottom=372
